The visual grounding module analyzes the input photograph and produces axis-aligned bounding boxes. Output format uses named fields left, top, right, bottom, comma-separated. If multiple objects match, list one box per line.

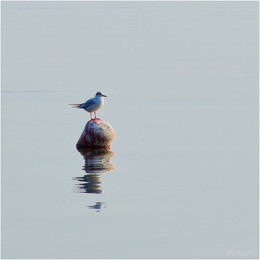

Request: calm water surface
left=1, top=1, right=259, bottom=259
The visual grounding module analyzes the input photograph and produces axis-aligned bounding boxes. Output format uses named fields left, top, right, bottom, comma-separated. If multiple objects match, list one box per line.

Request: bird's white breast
left=86, top=97, right=104, bottom=112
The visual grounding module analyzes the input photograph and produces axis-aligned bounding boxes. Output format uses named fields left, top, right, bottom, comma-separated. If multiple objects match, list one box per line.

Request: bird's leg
left=94, top=112, right=97, bottom=119
left=90, top=112, right=92, bottom=120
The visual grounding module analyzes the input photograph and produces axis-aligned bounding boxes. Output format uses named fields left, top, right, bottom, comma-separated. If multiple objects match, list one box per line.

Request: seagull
left=70, top=92, right=107, bottom=119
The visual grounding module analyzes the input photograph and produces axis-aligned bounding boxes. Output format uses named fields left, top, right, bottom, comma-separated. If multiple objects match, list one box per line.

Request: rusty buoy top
left=76, top=118, right=114, bottom=149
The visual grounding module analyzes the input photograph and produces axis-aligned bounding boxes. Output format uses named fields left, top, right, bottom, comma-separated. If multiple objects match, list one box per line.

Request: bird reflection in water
left=88, top=202, right=106, bottom=212
left=74, top=147, right=115, bottom=211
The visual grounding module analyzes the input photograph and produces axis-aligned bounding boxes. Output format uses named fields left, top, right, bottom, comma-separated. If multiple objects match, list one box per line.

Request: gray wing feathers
left=69, top=99, right=95, bottom=109
left=81, top=99, right=95, bottom=108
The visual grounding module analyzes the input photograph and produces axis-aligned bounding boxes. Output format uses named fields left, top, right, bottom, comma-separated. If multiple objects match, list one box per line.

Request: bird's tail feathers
left=69, top=104, right=82, bottom=108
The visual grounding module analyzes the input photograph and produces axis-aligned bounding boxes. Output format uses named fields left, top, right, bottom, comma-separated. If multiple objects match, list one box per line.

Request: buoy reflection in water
left=73, top=147, right=115, bottom=209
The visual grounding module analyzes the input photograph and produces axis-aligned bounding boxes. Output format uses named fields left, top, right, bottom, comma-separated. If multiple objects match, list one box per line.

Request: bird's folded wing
left=69, top=99, right=95, bottom=109
left=82, top=99, right=95, bottom=108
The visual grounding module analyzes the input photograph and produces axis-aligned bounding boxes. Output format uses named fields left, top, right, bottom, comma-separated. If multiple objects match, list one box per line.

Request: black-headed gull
left=70, top=92, right=107, bottom=119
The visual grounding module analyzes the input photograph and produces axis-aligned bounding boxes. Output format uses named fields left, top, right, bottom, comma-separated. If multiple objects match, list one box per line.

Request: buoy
left=76, top=118, right=115, bottom=149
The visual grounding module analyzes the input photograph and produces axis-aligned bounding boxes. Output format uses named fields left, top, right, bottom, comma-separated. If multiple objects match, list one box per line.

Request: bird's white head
left=96, top=91, right=107, bottom=98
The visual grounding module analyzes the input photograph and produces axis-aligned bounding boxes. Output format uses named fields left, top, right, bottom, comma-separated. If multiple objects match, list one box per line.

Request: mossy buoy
left=76, top=118, right=114, bottom=149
